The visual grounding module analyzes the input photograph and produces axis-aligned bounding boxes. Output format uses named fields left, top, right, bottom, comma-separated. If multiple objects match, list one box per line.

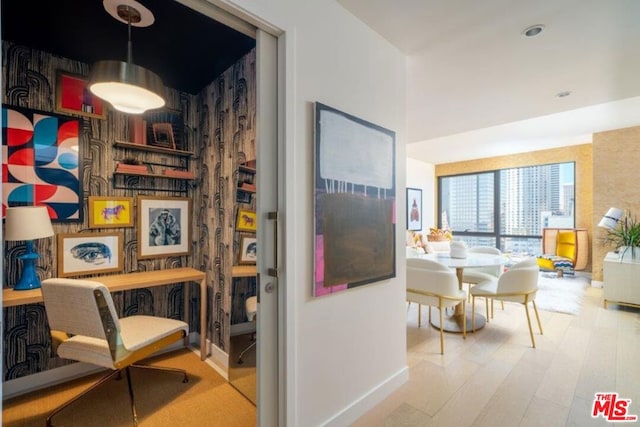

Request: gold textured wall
left=592, top=126, right=640, bottom=281
left=435, top=144, right=593, bottom=270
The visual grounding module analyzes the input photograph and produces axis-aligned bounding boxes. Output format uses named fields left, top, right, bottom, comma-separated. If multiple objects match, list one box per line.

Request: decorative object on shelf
left=115, top=161, right=150, bottom=174
left=238, top=236, right=257, bottom=265
left=88, top=196, right=134, bottom=228
left=598, top=207, right=623, bottom=229
left=406, top=187, right=422, bottom=231
left=55, top=71, right=106, bottom=119
left=137, top=196, right=191, bottom=259
left=151, top=122, right=176, bottom=149
left=2, top=105, right=82, bottom=222
left=57, top=231, right=123, bottom=277
left=128, top=116, right=147, bottom=144
left=313, top=102, right=396, bottom=297
left=88, top=1, right=165, bottom=114
left=162, top=168, right=195, bottom=179
left=5, top=206, right=55, bottom=290
left=601, top=210, right=640, bottom=262
left=236, top=209, right=257, bottom=232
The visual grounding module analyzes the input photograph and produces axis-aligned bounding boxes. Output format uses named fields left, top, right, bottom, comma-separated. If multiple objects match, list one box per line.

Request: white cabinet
left=603, top=252, right=640, bottom=308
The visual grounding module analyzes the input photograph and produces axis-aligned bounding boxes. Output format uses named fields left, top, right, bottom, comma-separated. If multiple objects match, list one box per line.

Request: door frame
left=177, top=1, right=287, bottom=424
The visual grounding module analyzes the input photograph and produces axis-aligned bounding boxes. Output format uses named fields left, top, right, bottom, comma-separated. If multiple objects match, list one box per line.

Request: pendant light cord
left=126, top=5, right=133, bottom=64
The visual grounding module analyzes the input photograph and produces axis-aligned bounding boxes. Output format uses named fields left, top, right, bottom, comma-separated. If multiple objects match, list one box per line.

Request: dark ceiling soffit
left=0, top=0, right=256, bottom=94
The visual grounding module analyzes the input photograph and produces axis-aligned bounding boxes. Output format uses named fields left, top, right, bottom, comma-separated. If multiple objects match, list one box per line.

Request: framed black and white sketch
left=406, top=188, right=422, bottom=231
left=137, top=196, right=191, bottom=259
left=238, top=236, right=257, bottom=265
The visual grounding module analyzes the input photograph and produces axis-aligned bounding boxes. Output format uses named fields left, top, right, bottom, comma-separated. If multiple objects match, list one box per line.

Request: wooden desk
left=232, top=265, right=257, bottom=278
left=3, top=267, right=208, bottom=361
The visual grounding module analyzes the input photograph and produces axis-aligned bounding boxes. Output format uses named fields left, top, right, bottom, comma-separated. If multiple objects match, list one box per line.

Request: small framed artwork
left=55, top=71, right=106, bottom=119
left=407, top=188, right=422, bottom=231
left=236, top=209, right=257, bottom=232
left=137, top=196, right=191, bottom=259
left=238, top=236, right=257, bottom=265
left=57, top=232, right=123, bottom=277
left=88, top=196, right=134, bottom=228
left=151, top=123, right=176, bottom=149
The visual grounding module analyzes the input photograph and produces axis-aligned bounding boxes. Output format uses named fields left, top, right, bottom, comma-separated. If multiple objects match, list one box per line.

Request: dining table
left=412, top=251, right=505, bottom=333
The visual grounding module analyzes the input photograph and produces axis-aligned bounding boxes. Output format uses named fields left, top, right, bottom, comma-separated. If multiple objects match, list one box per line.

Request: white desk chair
left=237, top=295, right=257, bottom=364
left=41, top=278, right=189, bottom=427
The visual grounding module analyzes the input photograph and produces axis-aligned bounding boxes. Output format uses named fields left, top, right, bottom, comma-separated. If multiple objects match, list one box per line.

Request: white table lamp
left=598, top=207, right=623, bottom=230
left=5, top=206, right=55, bottom=290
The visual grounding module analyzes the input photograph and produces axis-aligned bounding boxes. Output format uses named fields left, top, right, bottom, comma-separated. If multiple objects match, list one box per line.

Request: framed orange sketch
left=88, top=196, right=134, bottom=228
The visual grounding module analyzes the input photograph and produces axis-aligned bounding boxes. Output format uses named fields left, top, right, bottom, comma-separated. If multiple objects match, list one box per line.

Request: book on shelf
left=239, top=182, right=256, bottom=192
left=128, top=116, right=147, bottom=145
left=162, top=169, right=194, bottom=179
left=116, top=163, right=149, bottom=173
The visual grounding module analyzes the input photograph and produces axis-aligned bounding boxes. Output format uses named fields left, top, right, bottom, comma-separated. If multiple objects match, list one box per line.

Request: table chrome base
left=429, top=308, right=486, bottom=333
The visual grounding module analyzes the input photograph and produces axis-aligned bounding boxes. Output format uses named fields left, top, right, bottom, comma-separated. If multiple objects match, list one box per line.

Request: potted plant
left=602, top=213, right=640, bottom=262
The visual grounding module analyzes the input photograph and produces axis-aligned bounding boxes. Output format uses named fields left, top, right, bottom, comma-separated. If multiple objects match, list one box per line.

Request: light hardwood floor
left=353, top=285, right=640, bottom=426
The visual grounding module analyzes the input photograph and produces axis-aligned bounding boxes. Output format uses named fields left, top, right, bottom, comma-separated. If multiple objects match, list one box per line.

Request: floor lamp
left=5, top=206, right=54, bottom=290
left=598, top=207, right=623, bottom=229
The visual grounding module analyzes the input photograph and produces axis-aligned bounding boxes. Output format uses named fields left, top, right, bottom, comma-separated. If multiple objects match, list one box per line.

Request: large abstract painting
left=2, top=106, right=81, bottom=221
left=314, top=102, right=396, bottom=297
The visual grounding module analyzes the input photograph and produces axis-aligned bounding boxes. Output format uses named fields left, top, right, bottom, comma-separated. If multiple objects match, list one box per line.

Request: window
left=438, top=162, right=575, bottom=255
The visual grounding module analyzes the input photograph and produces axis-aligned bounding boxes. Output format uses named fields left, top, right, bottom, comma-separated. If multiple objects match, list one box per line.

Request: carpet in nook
left=534, top=272, right=589, bottom=315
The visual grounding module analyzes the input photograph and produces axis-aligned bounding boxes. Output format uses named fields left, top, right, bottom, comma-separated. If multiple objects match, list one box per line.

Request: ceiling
left=338, top=0, right=640, bottom=164
left=1, top=0, right=256, bottom=95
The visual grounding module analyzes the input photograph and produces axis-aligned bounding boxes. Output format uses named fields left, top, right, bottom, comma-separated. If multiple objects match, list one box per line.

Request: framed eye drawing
left=57, top=232, right=123, bottom=277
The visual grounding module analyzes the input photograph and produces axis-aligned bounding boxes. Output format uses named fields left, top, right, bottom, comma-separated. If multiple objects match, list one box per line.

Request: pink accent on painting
left=392, top=198, right=396, bottom=223
left=314, top=234, right=348, bottom=297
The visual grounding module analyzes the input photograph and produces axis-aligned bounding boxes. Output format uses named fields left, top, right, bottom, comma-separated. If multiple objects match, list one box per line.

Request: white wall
left=225, top=0, right=408, bottom=425
left=407, top=158, right=435, bottom=231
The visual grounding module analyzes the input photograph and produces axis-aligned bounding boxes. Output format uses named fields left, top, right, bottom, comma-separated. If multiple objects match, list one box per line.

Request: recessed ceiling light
left=522, top=24, right=545, bottom=37
left=556, top=91, right=571, bottom=98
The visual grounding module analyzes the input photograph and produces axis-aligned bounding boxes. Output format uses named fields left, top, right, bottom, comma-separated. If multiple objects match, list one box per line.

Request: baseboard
left=231, top=321, right=256, bottom=336
left=3, top=334, right=193, bottom=400
left=203, top=338, right=230, bottom=380
left=321, top=365, right=409, bottom=427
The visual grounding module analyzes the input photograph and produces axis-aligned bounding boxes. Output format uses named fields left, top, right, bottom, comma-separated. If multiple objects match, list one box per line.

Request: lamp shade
left=89, top=60, right=165, bottom=114
left=598, top=207, right=624, bottom=229
left=5, top=206, right=54, bottom=241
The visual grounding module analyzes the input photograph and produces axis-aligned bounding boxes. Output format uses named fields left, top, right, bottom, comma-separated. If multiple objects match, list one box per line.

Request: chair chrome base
left=237, top=337, right=256, bottom=364
left=46, top=364, right=188, bottom=427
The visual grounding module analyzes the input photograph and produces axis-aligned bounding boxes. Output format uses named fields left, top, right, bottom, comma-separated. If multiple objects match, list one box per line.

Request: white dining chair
left=462, top=246, right=503, bottom=305
left=406, top=258, right=467, bottom=354
left=470, top=263, right=543, bottom=348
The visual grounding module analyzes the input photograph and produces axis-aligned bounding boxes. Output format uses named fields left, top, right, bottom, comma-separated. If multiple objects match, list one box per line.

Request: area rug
left=534, top=272, right=590, bottom=315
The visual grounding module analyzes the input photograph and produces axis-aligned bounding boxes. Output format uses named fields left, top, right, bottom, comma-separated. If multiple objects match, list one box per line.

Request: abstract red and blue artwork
left=313, top=102, right=396, bottom=297
left=2, top=106, right=81, bottom=221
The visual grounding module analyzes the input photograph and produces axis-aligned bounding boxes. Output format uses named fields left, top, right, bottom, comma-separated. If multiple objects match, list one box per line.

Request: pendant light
left=89, top=0, right=165, bottom=114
